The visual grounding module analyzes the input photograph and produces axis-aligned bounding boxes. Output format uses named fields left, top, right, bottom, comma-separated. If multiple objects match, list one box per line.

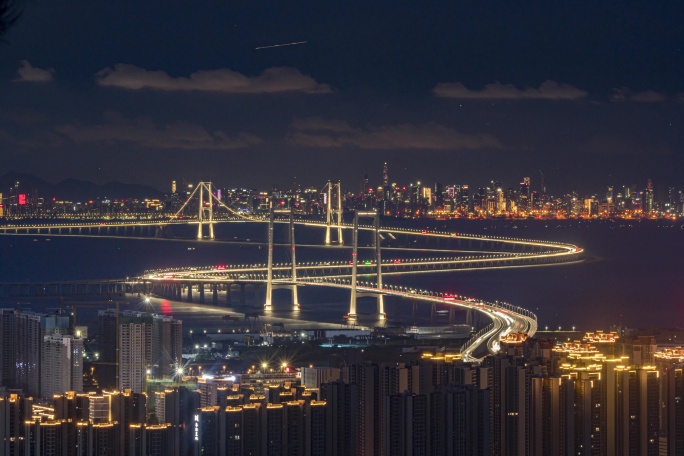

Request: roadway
left=0, top=215, right=580, bottom=360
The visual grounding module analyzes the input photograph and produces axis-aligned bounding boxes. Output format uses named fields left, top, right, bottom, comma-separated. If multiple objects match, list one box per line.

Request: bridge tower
left=348, top=209, right=385, bottom=322
left=196, top=182, right=215, bottom=240
left=265, top=207, right=299, bottom=311
left=172, top=181, right=218, bottom=240
left=324, top=180, right=343, bottom=245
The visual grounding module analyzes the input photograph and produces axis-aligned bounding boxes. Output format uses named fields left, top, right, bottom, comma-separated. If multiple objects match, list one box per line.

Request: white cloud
left=96, top=64, right=331, bottom=94
left=433, top=80, right=587, bottom=100
left=55, top=113, right=262, bottom=150
left=611, top=88, right=666, bottom=103
left=15, top=60, right=54, bottom=82
left=287, top=117, right=502, bottom=150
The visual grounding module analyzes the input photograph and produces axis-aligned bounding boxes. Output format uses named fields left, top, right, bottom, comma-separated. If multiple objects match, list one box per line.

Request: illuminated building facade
left=41, top=334, right=84, bottom=399
left=119, top=318, right=151, bottom=393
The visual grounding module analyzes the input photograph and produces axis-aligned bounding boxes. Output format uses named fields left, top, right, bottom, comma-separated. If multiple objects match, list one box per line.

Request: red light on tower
left=18, top=194, right=27, bottom=205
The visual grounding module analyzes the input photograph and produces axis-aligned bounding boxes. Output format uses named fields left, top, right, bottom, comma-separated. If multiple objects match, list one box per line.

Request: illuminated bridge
left=0, top=181, right=583, bottom=359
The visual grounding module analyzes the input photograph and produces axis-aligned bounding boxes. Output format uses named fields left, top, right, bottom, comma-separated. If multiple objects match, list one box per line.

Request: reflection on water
left=1, top=219, right=683, bottom=329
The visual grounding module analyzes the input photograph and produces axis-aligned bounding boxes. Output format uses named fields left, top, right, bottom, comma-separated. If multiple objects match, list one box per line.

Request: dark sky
left=1, top=1, right=683, bottom=195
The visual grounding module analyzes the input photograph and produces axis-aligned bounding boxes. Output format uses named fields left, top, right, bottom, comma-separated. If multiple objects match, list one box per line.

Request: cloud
left=611, top=88, right=666, bottom=103
left=291, top=117, right=354, bottom=133
left=55, top=113, right=262, bottom=150
left=96, top=64, right=331, bottom=94
left=433, top=80, right=587, bottom=100
left=287, top=117, right=502, bottom=150
left=15, top=60, right=54, bottom=82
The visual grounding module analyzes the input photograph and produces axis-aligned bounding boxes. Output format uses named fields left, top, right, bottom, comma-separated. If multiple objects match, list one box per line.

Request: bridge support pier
left=324, top=180, right=343, bottom=246
left=348, top=209, right=385, bottom=321
left=348, top=211, right=359, bottom=322
left=240, top=284, right=246, bottom=306
left=448, top=307, right=456, bottom=325
left=430, top=303, right=437, bottom=324
left=187, top=284, right=193, bottom=302
left=264, top=208, right=274, bottom=311
left=288, top=210, right=299, bottom=311
left=373, top=213, right=385, bottom=320
left=212, top=284, right=218, bottom=305
left=198, top=284, right=205, bottom=303
left=466, top=309, right=473, bottom=329
left=265, top=208, right=300, bottom=311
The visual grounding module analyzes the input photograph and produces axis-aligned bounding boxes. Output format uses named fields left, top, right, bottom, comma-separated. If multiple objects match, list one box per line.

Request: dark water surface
left=0, top=219, right=682, bottom=330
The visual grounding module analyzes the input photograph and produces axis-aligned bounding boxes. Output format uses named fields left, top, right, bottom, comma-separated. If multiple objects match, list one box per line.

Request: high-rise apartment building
left=155, top=387, right=200, bottom=456
left=41, top=334, right=84, bottom=399
left=151, top=314, right=182, bottom=379
left=343, top=362, right=380, bottom=455
left=0, top=309, right=70, bottom=396
left=384, top=392, right=429, bottom=456
left=320, top=380, right=357, bottom=456
left=0, top=309, right=16, bottom=387
left=0, top=392, right=33, bottom=455
left=119, top=320, right=151, bottom=393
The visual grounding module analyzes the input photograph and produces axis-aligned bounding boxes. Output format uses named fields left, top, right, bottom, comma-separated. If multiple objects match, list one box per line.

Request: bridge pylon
left=324, top=180, right=343, bottom=245
left=196, top=182, right=215, bottom=240
left=348, top=209, right=385, bottom=321
left=171, top=181, right=218, bottom=240
left=264, top=208, right=299, bottom=311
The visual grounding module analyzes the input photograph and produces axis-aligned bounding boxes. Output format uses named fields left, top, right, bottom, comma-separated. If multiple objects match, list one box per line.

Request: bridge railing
left=295, top=277, right=538, bottom=323
left=460, top=322, right=496, bottom=354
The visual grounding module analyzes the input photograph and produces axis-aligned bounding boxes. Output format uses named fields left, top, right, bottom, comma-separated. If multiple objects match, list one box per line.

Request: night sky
left=1, top=1, right=683, bottom=195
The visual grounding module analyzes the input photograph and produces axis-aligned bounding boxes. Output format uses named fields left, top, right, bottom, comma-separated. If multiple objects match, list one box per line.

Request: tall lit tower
left=382, top=162, right=390, bottom=200
left=171, top=180, right=177, bottom=194
left=325, top=180, right=343, bottom=245
left=644, top=179, right=654, bottom=213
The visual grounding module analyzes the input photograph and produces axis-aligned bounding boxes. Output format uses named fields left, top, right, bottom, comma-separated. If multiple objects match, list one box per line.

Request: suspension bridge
left=0, top=181, right=583, bottom=359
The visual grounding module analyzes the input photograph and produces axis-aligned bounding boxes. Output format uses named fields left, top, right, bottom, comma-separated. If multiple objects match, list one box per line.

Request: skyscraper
left=384, top=392, right=428, bottom=456
left=0, top=309, right=70, bottom=396
left=96, top=309, right=118, bottom=390
left=151, top=315, right=183, bottom=379
left=119, top=319, right=151, bottom=393
left=0, top=309, right=16, bottom=388
left=382, top=162, right=389, bottom=199
left=343, top=363, right=380, bottom=455
left=155, top=387, right=200, bottom=456
left=41, top=334, right=84, bottom=399
left=320, top=380, right=358, bottom=456
left=0, top=392, right=33, bottom=455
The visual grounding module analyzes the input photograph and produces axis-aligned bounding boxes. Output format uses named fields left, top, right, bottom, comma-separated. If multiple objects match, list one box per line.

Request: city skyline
left=0, top=167, right=677, bottom=202
left=2, top=2, right=684, bottom=455
left=1, top=2, right=683, bottom=191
